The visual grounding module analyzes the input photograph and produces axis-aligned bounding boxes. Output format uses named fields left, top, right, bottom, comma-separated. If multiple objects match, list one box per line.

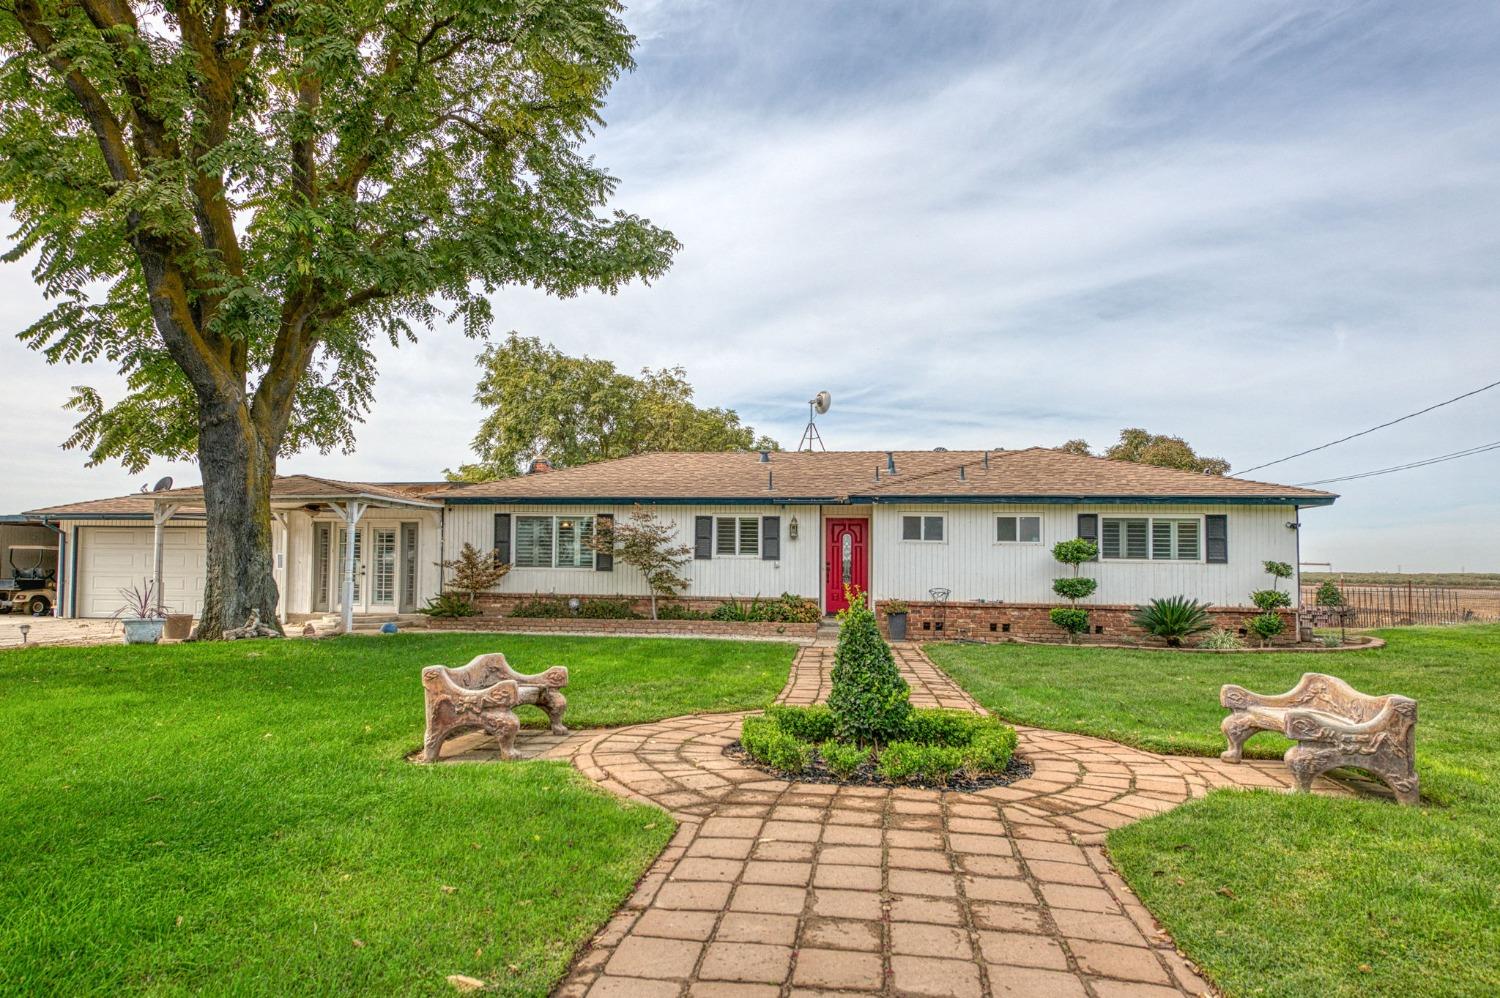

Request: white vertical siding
left=442, top=503, right=821, bottom=600
left=869, top=503, right=1300, bottom=607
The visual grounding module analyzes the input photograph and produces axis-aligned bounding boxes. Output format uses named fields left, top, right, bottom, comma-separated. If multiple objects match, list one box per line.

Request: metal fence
left=1301, top=583, right=1497, bottom=627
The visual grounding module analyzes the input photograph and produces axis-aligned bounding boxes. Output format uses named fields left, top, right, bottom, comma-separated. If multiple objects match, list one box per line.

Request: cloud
left=2, top=0, right=1498, bottom=569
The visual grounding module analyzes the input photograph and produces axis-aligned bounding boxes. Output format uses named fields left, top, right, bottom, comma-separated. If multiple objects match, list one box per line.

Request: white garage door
left=75, top=527, right=208, bottom=618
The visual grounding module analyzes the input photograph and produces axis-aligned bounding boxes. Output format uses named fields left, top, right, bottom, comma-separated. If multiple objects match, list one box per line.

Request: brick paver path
left=523, top=642, right=1350, bottom=996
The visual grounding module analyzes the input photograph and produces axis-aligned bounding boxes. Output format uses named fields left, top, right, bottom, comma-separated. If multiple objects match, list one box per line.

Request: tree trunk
left=191, top=401, right=282, bottom=639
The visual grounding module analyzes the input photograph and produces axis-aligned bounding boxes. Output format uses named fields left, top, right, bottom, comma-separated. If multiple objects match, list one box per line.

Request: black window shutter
left=761, top=516, right=781, bottom=561
left=1205, top=514, right=1229, bottom=564
left=694, top=515, right=713, bottom=559
left=493, top=513, right=511, bottom=566
left=594, top=514, right=614, bottom=571
left=1076, top=513, right=1099, bottom=560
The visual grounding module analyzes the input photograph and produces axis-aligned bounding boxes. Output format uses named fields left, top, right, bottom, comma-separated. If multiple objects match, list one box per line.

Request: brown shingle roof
left=442, top=449, right=1335, bottom=505
left=27, top=475, right=444, bottom=517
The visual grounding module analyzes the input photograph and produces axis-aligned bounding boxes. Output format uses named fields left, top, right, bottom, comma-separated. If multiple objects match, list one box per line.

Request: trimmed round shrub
left=820, top=742, right=871, bottom=780
left=1051, top=576, right=1098, bottom=601
left=767, top=705, right=836, bottom=742
left=1251, top=589, right=1292, bottom=611
left=877, top=741, right=964, bottom=784
left=828, top=593, right=912, bottom=744
left=740, top=715, right=812, bottom=772
left=1248, top=612, right=1286, bottom=646
left=1049, top=606, right=1090, bottom=638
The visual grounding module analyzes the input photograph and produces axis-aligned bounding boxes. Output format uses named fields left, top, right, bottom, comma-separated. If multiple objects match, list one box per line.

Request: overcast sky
left=3, top=0, right=1498, bottom=571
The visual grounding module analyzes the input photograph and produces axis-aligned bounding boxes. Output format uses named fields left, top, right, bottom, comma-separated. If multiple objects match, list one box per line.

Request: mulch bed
left=723, top=741, right=1033, bottom=793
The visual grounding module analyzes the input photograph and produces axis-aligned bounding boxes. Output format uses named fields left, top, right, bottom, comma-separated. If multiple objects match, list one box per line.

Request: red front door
left=825, top=518, right=869, bottom=613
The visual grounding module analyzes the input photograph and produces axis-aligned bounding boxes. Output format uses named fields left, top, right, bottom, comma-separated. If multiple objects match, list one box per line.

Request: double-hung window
left=715, top=516, right=760, bottom=556
left=901, top=515, right=944, bottom=542
left=1100, top=517, right=1200, bottom=561
left=996, top=515, right=1041, bottom=544
left=514, top=515, right=594, bottom=568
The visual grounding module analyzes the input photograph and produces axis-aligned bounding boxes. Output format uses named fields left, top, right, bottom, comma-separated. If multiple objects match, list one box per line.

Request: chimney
left=528, top=458, right=553, bottom=475
left=759, top=450, right=771, bottom=463
left=885, top=452, right=896, bottom=474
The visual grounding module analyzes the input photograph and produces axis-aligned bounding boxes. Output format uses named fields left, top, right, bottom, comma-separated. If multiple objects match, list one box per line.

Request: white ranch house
left=24, top=448, right=1334, bottom=632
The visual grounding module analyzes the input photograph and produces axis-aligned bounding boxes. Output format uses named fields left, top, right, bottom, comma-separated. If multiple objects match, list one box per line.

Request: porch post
left=336, top=501, right=368, bottom=635
left=270, top=511, right=288, bottom=622
left=151, top=501, right=182, bottom=613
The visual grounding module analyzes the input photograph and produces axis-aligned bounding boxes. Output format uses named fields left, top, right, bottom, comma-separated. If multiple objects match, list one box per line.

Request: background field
left=1302, top=571, right=1500, bottom=588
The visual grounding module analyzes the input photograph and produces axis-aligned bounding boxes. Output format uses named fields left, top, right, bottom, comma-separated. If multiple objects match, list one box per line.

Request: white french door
left=331, top=523, right=399, bottom=614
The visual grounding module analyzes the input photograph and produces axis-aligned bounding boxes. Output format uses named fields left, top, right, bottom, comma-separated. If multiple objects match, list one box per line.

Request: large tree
left=1060, top=428, right=1230, bottom=475
left=0, top=0, right=677, bottom=636
left=448, top=333, right=777, bottom=480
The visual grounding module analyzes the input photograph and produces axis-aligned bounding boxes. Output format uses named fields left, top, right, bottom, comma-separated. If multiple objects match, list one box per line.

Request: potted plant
left=883, top=600, right=910, bottom=640
left=114, top=580, right=166, bottom=645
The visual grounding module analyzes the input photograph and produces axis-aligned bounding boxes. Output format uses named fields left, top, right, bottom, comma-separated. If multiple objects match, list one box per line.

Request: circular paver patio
left=466, top=641, right=1354, bottom=997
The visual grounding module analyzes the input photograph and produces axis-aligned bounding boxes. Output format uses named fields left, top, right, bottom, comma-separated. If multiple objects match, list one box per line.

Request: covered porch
left=150, top=476, right=443, bottom=633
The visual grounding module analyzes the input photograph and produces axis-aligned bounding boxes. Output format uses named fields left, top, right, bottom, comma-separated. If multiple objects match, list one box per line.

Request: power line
left=1236, top=377, right=1500, bottom=476
left=1295, top=439, right=1500, bottom=486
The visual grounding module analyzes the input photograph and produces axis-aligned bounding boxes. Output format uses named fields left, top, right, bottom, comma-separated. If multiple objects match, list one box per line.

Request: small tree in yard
left=1314, top=580, right=1345, bottom=607
left=590, top=506, right=691, bottom=620
left=828, top=591, right=912, bottom=745
left=1247, top=561, right=1295, bottom=646
left=427, top=543, right=510, bottom=616
left=1050, top=539, right=1098, bottom=642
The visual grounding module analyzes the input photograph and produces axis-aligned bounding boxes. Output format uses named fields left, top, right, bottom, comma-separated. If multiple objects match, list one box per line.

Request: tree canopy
left=0, top=0, right=677, bottom=634
left=1060, top=428, right=1230, bottom=475
left=448, top=334, right=778, bottom=480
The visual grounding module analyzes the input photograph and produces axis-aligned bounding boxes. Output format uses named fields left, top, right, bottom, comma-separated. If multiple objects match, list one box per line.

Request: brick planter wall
left=877, top=600, right=1301, bottom=647
left=424, top=615, right=817, bottom=640
left=474, top=593, right=781, bottom=616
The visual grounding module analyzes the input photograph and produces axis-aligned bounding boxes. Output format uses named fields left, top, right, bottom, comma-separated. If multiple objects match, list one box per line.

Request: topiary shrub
left=1250, top=589, right=1292, bottom=611
left=820, top=742, right=871, bottom=780
left=1049, top=606, right=1090, bottom=638
left=1132, top=596, right=1214, bottom=646
left=827, top=592, right=913, bottom=745
left=1248, top=612, right=1286, bottom=647
left=766, top=705, right=836, bottom=742
left=1050, top=539, right=1098, bottom=642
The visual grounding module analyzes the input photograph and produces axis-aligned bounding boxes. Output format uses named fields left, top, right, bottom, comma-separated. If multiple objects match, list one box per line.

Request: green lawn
left=930, top=627, right=1500, bottom=998
left=0, top=633, right=793, bottom=996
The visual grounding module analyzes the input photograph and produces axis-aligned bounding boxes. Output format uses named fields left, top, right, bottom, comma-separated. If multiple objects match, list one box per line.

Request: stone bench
left=1220, top=672, right=1419, bottom=805
left=420, top=653, right=569, bottom=762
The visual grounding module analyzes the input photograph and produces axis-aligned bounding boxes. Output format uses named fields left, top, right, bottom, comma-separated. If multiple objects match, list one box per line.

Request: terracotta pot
left=163, top=613, right=193, bottom=640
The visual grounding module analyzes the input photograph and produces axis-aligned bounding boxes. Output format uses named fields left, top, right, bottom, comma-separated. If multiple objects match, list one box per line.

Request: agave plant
left=1132, top=596, right=1214, bottom=646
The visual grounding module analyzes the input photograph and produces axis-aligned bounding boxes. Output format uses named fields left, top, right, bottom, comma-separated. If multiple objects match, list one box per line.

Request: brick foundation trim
left=425, top=616, right=817, bottom=641
left=877, top=600, right=1301, bottom=646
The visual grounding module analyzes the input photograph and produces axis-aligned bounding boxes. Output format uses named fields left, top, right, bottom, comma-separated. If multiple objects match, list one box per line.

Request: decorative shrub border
left=422, top=616, right=817, bottom=640
left=877, top=600, right=1304, bottom=647
left=728, top=704, right=1030, bottom=791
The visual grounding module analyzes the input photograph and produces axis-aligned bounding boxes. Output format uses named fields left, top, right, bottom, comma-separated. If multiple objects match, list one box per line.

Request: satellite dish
left=151, top=476, right=174, bottom=492
left=812, top=390, right=831, bottom=415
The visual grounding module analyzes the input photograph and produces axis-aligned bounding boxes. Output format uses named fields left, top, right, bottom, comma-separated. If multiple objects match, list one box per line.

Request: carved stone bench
left=1220, top=672, right=1419, bottom=805
left=420, top=653, right=569, bottom=762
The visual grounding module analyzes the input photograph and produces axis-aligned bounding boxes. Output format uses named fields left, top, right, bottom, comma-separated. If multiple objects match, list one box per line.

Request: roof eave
left=852, top=493, right=1336, bottom=506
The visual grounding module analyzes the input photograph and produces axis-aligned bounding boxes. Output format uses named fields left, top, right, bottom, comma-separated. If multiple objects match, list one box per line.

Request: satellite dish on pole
left=151, top=476, right=174, bottom=492
left=798, top=391, right=831, bottom=451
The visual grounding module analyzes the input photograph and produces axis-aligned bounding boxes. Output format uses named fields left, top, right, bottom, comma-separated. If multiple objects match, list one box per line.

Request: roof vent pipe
left=874, top=466, right=881, bottom=481
left=759, top=450, right=771, bottom=463
left=767, top=469, right=774, bottom=491
left=885, top=452, right=896, bottom=474
left=982, top=451, right=990, bottom=469
left=959, top=465, right=966, bottom=481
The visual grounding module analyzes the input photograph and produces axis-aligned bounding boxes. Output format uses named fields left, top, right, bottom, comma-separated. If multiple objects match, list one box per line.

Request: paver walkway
left=500, top=641, right=1346, bottom=997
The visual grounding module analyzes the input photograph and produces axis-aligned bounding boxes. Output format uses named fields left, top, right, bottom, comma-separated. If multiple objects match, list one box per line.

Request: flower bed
left=729, top=704, right=1027, bottom=790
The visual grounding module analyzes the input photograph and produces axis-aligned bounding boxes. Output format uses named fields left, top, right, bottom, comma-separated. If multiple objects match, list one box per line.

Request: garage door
left=75, top=527, right=208, bottom=618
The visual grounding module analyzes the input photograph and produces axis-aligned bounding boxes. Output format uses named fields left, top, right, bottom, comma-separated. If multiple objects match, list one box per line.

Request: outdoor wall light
left=567, top=597, right=581, bottom=613
left=788, top=516, right=799, bottom=540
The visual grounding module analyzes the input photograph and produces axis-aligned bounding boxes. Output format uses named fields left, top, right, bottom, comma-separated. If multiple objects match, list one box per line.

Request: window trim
left=714, top=515, right=761, bottom=558
left=1099, top=515, right=1204, bottom=563
left=994, top=514, right=1043, bottom=546
left=899, top=514, right=946, bottom=543
left=513, top=514, right=596, bottom=569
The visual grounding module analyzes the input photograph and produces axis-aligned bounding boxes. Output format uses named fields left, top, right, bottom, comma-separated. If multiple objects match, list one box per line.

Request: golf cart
left=0, top=545, right=59, bottom=616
